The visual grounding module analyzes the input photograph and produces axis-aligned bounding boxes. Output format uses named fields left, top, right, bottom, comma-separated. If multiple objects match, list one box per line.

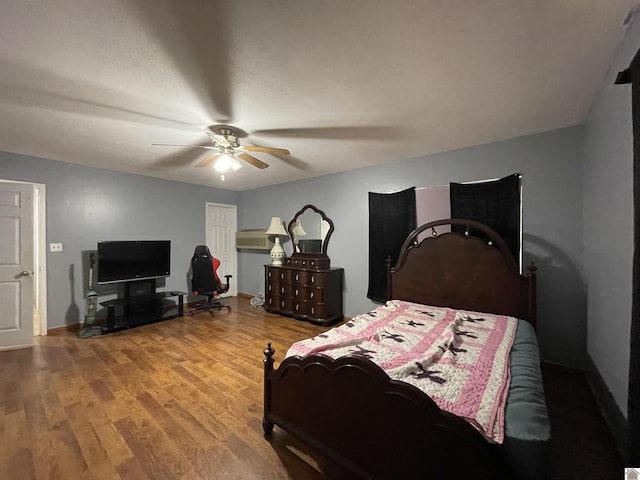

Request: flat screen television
left=97, top=240, right=171, bottom=284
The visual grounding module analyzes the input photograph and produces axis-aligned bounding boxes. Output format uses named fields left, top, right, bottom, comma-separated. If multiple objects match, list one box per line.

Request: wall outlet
left=50, top=243, right=63, bottom=252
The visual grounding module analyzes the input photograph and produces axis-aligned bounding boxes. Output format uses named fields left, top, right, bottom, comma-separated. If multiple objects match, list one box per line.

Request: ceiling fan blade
left=152, top=143, right=192, bottom=147
left=136, top=3, right=233, bottom=121
left=251, top=126, right=414, bottom=141
left=195, top=154, right=221, bottom=168
left=153, top=143, right=219, bottom=150
left=241, top=145, right=290, bottom=155
left=238, top=153, right=269, bottom=169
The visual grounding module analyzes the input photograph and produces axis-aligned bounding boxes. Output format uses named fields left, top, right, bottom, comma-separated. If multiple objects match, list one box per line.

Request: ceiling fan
left=153, top=126, right=290, bottom=178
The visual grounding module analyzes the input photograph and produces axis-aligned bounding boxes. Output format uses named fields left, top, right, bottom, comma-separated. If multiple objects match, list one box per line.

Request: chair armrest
left=221, top=274, right=232, bottom=293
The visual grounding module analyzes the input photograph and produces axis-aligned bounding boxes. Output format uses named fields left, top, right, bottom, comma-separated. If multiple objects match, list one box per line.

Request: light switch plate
left=50, top=243, right=63, bottom=252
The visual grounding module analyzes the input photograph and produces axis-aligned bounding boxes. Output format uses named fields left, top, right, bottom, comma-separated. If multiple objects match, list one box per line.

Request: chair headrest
left=194, top=245, right=211, bottom=257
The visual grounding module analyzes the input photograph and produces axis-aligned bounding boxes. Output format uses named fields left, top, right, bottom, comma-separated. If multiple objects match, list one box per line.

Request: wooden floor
left=542, top=363, right=624, bottom=480
left=0, top=296, right=624, bottom=479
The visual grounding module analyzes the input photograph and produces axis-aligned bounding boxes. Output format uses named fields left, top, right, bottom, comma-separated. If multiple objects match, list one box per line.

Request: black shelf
left=99, top=280, right=185, bottom=333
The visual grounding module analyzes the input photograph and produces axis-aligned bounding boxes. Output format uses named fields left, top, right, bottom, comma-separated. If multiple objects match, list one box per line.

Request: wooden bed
left=262, top=218, right=538, bottom=479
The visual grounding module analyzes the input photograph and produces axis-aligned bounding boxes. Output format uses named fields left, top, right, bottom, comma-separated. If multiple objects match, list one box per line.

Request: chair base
left=189, top=297, right=231, bottom=316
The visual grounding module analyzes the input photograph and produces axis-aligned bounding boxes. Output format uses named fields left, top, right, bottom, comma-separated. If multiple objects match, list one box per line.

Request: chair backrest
left=191, top=245, right=222, bottom=295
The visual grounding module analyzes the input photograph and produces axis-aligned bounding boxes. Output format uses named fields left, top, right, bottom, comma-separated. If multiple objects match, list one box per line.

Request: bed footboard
left=263, top=344, right=504, bottom=479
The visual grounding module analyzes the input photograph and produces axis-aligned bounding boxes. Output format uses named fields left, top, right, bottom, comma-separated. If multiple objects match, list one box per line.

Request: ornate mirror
left=288, top=205, right=334, bottom=259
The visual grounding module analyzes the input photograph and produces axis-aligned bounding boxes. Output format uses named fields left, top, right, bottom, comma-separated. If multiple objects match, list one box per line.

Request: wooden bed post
left=527, top=262, right=538, bottom=328
left=263, top=343, right=275, bottom=434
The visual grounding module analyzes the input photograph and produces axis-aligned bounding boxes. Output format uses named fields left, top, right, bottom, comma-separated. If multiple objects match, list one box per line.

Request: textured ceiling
left=0, top=0, right=638, bottom=191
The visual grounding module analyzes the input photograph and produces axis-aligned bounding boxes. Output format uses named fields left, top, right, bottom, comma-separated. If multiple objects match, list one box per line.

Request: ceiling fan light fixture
left=154, top=125, right=287, bottom=173
left=214, top=154, right=233, bottom=172
left=230, top=155, right=243, bottom=171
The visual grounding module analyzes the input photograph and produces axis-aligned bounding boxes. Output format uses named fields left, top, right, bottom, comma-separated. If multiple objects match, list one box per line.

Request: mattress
left=497, top=319, right=551, bottom=480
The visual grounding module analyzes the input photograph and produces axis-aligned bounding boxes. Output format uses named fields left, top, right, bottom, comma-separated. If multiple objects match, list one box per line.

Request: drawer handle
left=281, top=300, right=285, bottom=308
left=295, top=273, right=299, bottom=281
left=311, top=307, right=315, bottom=315
left=268, top=285, right=272, bottom=292
left=311, top=275, right=315, bottom=283
left=295, top=304, right=299, bottom=311
left=310, top=291, right=314, bottom=299
left=281, top=287, right=285, bottom=294
left=295, top=288, right=298, bottom=296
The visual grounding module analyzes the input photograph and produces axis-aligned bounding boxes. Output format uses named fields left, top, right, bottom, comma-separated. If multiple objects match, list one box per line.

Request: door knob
left=20, top=270, right=31, bottom=276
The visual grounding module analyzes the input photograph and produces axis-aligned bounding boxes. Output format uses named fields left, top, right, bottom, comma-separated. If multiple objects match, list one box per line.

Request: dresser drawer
left=307, top=303, right=328, bottom=319
left=265, top=294, right=280, bottom=308
left=266, top=267, right=292, bottom=283
left=292, top=270, right=328, bottom=287
left=287, top=257, right=329, bottom=270
left=279, top=269, right=292, bottom=282
left=266, top=267, right=278, bottom=282
left=278, top=284, right=292, bottom=297
left=292, top=301, right=309, bottom=316
left=292, top=302, right=329, bottom=319
left=293, top=285, right=325, bottom=303
left=279, top=297, right=293, bottom=314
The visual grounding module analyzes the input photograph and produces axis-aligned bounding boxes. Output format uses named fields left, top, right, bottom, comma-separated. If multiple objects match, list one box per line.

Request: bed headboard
left=387, top=218, right=537, bottom=326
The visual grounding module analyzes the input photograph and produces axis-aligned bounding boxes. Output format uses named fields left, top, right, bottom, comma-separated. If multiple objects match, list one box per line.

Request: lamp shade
left=265, top=217, right=287, bottom=236
left=292, top=219, right=306, bottom=236
left=265, top=217, right=287, bottom=266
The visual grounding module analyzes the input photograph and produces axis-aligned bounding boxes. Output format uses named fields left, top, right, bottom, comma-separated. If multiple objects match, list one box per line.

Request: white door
left=205, top=203, right=237, bottom=297
left=0, top=182, right=34, bottom=349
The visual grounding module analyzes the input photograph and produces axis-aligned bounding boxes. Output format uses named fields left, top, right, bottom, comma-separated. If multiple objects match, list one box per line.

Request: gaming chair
left=189, top=245, right=232, bottom=316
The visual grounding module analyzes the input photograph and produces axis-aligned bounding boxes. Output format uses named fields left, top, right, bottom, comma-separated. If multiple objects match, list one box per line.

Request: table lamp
left=265, top=217, right=288, bottom=265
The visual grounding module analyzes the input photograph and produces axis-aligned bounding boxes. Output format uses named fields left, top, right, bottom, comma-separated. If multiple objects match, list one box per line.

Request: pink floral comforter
left=286, top=299, right=518, bottom=443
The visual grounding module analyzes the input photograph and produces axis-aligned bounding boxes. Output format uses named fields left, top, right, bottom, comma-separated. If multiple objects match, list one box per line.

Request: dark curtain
left=367, top=187, right=416, bottom=303
left=617, top=51, right=640, bottom=465
left=449, top=173, right=521, bottom=263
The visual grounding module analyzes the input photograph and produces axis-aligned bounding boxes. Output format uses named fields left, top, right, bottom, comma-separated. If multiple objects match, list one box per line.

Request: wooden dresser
left=264, top=259, right=343, bottom=325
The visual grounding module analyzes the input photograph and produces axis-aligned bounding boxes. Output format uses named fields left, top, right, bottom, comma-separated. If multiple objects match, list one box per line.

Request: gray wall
left=0, top=123, right=589, bottom=369
left=0, top=152, right=239, bottom=329
left=238, top=126, right=586, bottom=368
left=582, top=19, right=639, bottom=416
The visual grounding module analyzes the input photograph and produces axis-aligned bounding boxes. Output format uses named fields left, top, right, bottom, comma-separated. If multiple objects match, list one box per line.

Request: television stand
left=100, top=280, right=185, bottom=333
